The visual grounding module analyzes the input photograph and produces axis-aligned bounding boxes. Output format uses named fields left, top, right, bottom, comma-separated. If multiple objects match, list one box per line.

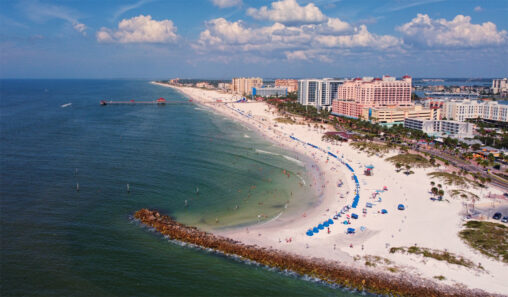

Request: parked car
left=492, top=212, right=502, bottom=220
left=502, top=216, right=508, bottom=223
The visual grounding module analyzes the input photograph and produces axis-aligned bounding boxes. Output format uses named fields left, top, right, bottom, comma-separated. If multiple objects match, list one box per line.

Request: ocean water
left=0, top=80, right=361, bottom=296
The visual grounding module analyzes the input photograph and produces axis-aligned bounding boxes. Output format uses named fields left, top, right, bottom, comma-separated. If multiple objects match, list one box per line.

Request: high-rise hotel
left=232, top=77, right=263, bottom=95
left=297, top=78, right=344, bottom=110
left=332, top=75, right=413, bottom=119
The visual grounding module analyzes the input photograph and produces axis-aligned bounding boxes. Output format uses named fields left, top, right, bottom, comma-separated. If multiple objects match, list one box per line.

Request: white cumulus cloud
left=398, top=14, right=507, bottom=48
left=212, top=0, right=242, bottom=8
left=73, top=22, right=87, bottom=35
left=97, top=15, right=178, bottom=43
left=247, top=0, right=327, bottom=25
left=315, top=25, right=400, bottom=49
left=195, top=17, right=400, bottom=59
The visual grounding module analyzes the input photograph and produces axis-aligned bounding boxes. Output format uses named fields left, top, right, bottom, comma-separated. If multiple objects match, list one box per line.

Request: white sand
left=154, top=82, right=508, bottom=295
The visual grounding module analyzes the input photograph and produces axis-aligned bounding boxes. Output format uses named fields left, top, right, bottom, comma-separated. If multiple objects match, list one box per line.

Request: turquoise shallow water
left=0, top=79, right=362, bottom=296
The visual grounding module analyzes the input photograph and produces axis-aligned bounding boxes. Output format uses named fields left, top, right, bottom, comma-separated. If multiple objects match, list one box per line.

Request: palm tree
left=438, top=189, right=445, bottom=200
left=431, top=187, right=438, bottom=196
left=430, top=181, right=435, bottom=187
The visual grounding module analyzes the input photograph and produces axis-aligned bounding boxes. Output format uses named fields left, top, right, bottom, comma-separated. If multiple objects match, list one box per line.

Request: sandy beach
left=154, top=82, right=508, bottom=295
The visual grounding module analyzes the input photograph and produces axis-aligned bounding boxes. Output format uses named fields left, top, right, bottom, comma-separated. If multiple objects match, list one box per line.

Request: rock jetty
left=134, top=209, right=498, bottom=297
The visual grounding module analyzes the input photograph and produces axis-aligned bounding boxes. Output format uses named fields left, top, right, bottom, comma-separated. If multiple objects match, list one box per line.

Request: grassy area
left=389, top=246, right=481, bottom=270
left=353, top=255, right=399, bottom=273
left=385, top=153, right=432, bottom=168
left=449, top=189, right=479, bottom=201
left=274, top=117, right=298, bottom=124
left=350, top=141, right=392, bottom=156
left=428, top=172, right=479, bottom=189
left=433, top=275, right=446, bottom=281
left=459, top=221, right=508, bottom=263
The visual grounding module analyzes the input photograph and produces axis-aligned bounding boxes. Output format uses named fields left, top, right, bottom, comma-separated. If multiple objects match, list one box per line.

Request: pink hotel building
left=332, top=75, right=412, bottom=118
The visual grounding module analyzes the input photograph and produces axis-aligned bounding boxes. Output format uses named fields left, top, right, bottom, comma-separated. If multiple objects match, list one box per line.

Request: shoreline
left=166, top=82, right=334, bottom=231
left=152, top=81, right=508, bottom=295
left=134, top=208, right=499, bottom=297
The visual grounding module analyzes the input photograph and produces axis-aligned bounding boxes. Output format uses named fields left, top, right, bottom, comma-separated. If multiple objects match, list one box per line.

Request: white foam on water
left=282, top=155, right=304, bottom=167
left=244, top=134, right=250, bottom=138
left=296, top=173, right=306, bottom=185
left=255, top=149, right=278, bottom=156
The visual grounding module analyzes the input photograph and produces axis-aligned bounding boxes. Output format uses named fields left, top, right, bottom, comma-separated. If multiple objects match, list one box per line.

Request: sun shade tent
left=351, top=213, right=359, bottom=219
left=398, top=204, right=405, bottom=210
left=347, top=228, right=355, bottom=234
left=381, top=209, right=388, bottom=214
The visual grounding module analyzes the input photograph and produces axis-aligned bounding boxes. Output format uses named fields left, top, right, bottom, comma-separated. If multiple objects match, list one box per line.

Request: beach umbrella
left=313, top=227, right=319, bottom=233
left=306, top=230, right=314, bottom=236
left=318, top=224, right=324, bottom=230
left=347, top=228, right=355, bottom=234
left=328, top=219, right=334, bottom=225
left=381, top=209, right=388, bottom=214
left=323, top=221, right=329, bottom=227
left=365, top=164, right=374, bottom=169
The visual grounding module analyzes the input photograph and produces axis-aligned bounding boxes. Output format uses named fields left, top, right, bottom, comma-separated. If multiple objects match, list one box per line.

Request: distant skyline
left=1, top=0, right=507, bottom=79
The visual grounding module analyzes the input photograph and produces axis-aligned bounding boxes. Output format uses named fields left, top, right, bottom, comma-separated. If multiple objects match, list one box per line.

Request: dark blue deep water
left=0, top=80, right=360, bottom=296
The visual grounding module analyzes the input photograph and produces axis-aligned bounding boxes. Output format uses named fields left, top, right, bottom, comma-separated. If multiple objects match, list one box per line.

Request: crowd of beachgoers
left=151, top=82, right=508, bottom=295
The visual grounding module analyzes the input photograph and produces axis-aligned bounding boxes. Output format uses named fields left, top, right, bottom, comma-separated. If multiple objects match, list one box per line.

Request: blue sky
left=1, top=0, right=507, bottom=79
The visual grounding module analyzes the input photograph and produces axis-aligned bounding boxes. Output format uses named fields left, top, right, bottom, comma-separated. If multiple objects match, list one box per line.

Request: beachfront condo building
left=332, top=75, right=412, bottom=118
left=232, top=77, right=263, bottom=95
left=275, top=79, right=298, bottom=92
left=425, top=99, right=508, bottom=122
left=252, top=87, right=287, bottom=97
left=404, top=118, right=475, bottom=139
left=298, top=78, right=344, bottom=110
left=492, top=78, right=508, bottom=95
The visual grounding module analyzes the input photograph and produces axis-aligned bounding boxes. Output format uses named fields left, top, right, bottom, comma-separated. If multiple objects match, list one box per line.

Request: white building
left=492, top=78, right=508, bottom=95
left=404, top=118, right=475, bottom=139
left=252, top=87, right=287, bottom=97
left=438, top=99, right=508, bottom=122
left=298, top=78, right=344, bottom=110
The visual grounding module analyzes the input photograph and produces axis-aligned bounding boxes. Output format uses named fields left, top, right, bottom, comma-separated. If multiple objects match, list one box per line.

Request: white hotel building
left=405, top=118, right=475, bottom=139
left=432, top=99, right=508, bottom=122
left=298, top=78, right=344, bottom=110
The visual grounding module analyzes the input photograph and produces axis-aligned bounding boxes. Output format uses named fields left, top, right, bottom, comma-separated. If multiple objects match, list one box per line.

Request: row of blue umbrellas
left=306, top=219, right=334, bottom=236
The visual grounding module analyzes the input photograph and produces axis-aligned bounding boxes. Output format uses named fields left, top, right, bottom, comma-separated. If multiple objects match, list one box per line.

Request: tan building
left=275, top=79, right=298, bottom=92
left=232, top=77, right=263, bottom=95
left=361, top=104, right=435, bottom=124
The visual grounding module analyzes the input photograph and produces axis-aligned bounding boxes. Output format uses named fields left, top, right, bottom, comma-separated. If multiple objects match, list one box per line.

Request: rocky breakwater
left=134, top=209, right=497, bottom=297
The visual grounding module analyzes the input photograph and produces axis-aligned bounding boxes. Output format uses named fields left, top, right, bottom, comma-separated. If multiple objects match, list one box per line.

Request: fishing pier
left=100, top=98, right=192, bottom=105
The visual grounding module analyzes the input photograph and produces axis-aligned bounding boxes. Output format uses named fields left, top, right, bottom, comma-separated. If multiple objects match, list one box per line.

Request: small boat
left=61, top=103, right=72, bottom=108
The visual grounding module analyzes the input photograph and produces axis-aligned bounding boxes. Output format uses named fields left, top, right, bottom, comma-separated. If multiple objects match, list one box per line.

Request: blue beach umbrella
left=323, top=221, right=329, bottom=227
left=306, top=230, right=313, bottom=236
left=318, top=224, right=324, bottom=230
left=313, top=227, right=319, bottom=233
left=328, top=219, right=334, bottom=225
